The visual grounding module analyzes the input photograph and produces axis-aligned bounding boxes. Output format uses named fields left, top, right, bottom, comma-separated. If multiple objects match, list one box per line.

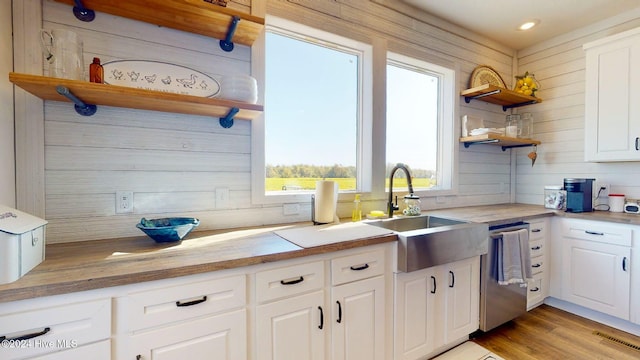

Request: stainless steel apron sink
left=366, top=215, right=488, bottom=272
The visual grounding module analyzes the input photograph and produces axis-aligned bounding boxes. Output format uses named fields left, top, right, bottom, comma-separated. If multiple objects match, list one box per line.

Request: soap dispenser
left=352, top=194, right=362, bottom=221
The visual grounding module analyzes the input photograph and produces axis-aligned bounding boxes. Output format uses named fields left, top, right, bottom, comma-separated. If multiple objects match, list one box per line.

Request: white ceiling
left=403, top=0, right=640, bottom=50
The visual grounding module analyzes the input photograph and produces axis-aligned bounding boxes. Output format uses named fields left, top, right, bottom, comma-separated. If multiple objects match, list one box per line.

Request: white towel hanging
left=496, top=229, right=532, bottom=286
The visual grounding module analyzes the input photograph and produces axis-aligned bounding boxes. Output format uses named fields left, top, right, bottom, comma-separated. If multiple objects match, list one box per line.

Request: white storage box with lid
left=0, top=205, right=47, bottom=284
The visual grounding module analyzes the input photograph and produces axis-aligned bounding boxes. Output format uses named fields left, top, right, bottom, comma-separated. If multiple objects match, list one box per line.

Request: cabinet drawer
left=527, top=273, right=545, bottom=309
left=0, top=298, right=110, bottom=359
left=529, top=221, right=546, bottom=241
left=256, top=261, right=324, bottom=303
left=530, top=257, right=545, bottom=275
left=529, top=240, right=544, bottom=258
left=561, top=219, right=632, bottom=246
left=125, top=274, right=246, bottom=331
left=331, top=249, right=385, bottom=286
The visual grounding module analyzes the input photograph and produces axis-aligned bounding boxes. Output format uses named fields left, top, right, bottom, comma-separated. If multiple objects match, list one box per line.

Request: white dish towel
left=496, top=229, right=532, bottom=286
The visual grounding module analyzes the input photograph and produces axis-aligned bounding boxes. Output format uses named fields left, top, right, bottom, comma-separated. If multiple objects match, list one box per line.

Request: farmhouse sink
left=366, top=215, right=488, bottom=272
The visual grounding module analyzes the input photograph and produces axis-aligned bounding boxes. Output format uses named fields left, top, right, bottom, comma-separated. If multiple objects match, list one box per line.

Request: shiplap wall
left=35, top=0, right=518, bottom=243
left=514, top=11, right=640, bottom=207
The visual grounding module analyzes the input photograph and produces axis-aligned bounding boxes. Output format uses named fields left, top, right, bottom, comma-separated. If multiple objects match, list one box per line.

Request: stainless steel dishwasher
left=478, top=221, right=529, bottom=332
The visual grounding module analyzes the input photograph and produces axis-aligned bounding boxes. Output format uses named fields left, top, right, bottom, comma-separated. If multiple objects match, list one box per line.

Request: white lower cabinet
left=527, top=219, right=550, bottom=310
left=560, top=219, right=632, bottom=320
left=256, top=291, right=326, bottom=360
left=0, top=296, right=111, bottom=360
left=254, top=246, right=388, bottom=360
left=331, top=276, right=385, bottom=360
left=117, top=274, right=248, bottom=360
left=129, top=309, right=246, bottom=360
left=394, top=256, right=480, bottom=360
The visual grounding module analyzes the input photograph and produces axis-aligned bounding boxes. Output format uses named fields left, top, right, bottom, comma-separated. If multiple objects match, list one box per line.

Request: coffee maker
left=564, top=178, right=595, bottom=212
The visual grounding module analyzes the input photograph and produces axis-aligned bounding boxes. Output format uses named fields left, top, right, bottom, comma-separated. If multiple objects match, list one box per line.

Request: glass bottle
left=403, top=194, right=421, bottom=216
left=89, top=57, right=103, bottom=83
left=352, top=194, right=362, bottom=221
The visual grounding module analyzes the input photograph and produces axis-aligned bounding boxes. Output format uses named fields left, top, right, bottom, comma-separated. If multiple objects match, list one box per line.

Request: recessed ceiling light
left=518, top=20, right=540, bottom=31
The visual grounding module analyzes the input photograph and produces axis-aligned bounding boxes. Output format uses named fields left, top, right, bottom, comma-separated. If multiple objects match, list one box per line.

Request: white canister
left=544, top=186, right=566, bottom=210
left=609, top=194, right=625, bottom=212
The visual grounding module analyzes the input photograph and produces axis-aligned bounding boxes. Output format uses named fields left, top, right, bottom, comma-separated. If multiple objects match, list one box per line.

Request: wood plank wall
left=34, top=0, right=518, bottom=243
left=514, top=12, right=640, bottom=206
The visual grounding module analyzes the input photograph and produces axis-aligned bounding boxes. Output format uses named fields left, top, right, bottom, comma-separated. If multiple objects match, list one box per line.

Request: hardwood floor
left=471, top=304, right=640, bottom=360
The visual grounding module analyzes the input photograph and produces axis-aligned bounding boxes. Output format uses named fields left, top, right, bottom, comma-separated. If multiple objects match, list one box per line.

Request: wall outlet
left=595, top=182, right=610, bottom=198
left=215, top=188, right=230, bottom=209
left=116, top=191, right=134, bottom=214
left=283, top=203, right=300, bottom=215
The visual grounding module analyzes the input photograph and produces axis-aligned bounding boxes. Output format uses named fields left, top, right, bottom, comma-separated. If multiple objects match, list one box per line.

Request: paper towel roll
left=314, top=180, right=339, bottom=224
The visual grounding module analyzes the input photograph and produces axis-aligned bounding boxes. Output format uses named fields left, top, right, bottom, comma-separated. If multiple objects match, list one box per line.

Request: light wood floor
left=471, top=304, right=640, bottom=360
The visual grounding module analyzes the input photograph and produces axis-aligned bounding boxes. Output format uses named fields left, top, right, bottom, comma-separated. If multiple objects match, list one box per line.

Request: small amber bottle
left=89, top=57, right=103, bottom=83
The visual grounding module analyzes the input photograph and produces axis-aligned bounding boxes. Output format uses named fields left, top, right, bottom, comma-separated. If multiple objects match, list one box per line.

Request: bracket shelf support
left=56, top=85, right=97, bottom=116
left=219, top=107, right=239, bottom=128
left=71, top=0, right=95, bottom=21
left=220, top=16, right=241, bottom=52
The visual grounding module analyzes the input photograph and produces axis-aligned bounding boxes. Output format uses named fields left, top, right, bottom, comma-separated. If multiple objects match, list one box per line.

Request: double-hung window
left=386, top=52, right=456, bottom=194
left=254, top=17, right=372, bottom=203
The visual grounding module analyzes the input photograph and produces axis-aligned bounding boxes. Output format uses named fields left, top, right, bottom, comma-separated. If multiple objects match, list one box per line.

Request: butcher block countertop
left=2, top=203, right=640, bottom=304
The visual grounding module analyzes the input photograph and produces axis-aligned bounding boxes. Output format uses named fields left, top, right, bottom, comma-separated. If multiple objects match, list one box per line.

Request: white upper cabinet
left=584, top=27, right=640, bottom=162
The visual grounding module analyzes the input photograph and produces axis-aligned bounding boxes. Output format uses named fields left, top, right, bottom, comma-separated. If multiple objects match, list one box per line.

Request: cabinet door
left=585, top=31, right=640, bottom=161
left=563, top=238, right=630, bottom=319
left=256, top=291, right=325, bottom=360
left=443, top=256, right=480, bottom=343
left=393, top=268, right=438, bottom=360
left=331, top=276, right=385, bottom=360
left=129, top=309, right=246, bottom=360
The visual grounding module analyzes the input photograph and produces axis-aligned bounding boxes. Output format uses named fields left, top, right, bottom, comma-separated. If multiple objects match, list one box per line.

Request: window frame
left=385, top=51, right=458, bottom=197
left=251, top=16, right=373, bottom=205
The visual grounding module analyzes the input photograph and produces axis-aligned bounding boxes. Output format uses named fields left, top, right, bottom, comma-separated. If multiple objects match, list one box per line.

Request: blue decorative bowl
left=136, top=217, right=200, bottom=243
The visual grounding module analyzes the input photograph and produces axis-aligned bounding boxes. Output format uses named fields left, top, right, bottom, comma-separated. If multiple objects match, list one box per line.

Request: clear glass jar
left=518, top=113, right=533, bottom=138
left=544, top=185, right=566, bottom=210
left=403, top=194, right=421, bottom=216
left=505, top=114, right=520, bottom=137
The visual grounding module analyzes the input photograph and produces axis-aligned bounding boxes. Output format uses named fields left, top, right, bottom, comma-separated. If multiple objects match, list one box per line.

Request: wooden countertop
left=0, top=223, right=396, bottom=303
left=3, top=203, right=639, bottom=304
left=423, top=203, right=640, bottom=226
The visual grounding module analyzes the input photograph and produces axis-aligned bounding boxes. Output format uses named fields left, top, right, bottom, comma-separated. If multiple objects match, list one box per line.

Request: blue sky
left=265, top=32, right=438, bottom=173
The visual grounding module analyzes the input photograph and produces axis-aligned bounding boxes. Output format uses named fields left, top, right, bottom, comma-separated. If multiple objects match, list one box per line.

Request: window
left=386, top=52, right=456, bottom=194
left=254, top=17, right=372, bottom=203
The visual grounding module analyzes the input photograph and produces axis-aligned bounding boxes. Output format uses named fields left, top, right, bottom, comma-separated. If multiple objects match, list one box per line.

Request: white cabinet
left=255, top=247, right=387, bottom=360
left=527, top=219, right=550, bottom=309
left=394, top=256, right=480, bottom=360
left=584, top=27, right=640, bottom=162
left=117, top=274, right=247, bottom=360
left=443, top=257, right=480, bottom=343
left=256, top=291, right=325, bottom=360
left=255, top=260, right=326, bottom=360
left=129, top=309, right=246, bottom=360
left=0, top=296, right=111, bottom=360
left=330, top=250, right=386, bottom=360
left=561, top=219, right=632, bottom=319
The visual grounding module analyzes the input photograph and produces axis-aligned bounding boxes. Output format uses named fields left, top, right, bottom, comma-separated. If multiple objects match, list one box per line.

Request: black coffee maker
left=564, top=178, right=595, bottom=212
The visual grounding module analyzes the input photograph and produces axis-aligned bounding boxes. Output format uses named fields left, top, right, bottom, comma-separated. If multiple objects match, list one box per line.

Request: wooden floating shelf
left=9, top=72, right=263, bottom=120
left=461, top=84, right=542, bottom=111
left=54, top=0, right=265, bottom=47
left=460, top=134, right=541, bottom=151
